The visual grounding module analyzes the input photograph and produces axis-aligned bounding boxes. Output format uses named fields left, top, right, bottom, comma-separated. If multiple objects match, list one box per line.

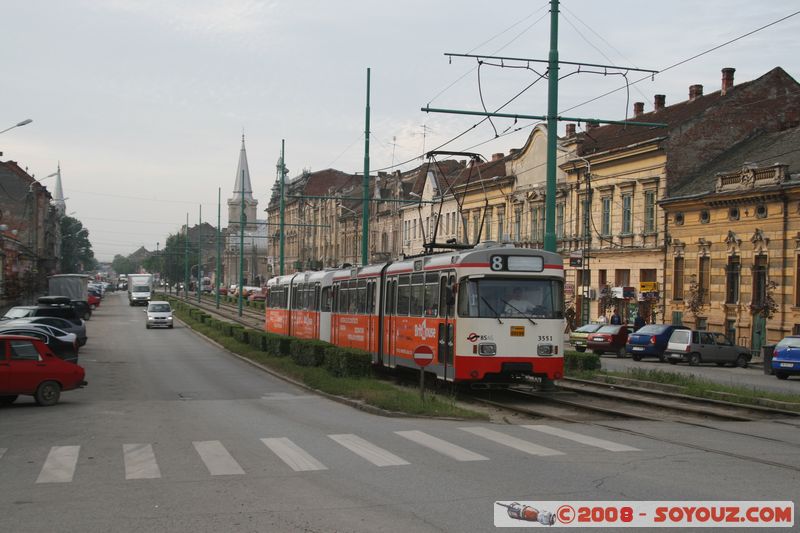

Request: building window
left=576, top=269, right=590, bottom=287
left=756, top=204, right=767, bottom=218
left=726, top=319, right=737, bottom=344
left=725, top=255, right=740, bottom=304
left=622, top=194, right=633, bottom=234
left=729, top=207, right=740, bottom=221
left=598, top=269, right=607, bottom=287
left=615, top=269, right=630, bottom=287
left=412, top=219, right=417, bottom=240
left=581, top=197, right=591, bottom=237
left=697, top=317, right=708, bottom=330
left=485, top=208, right=492, bottom=241
left=673, top=256, right=684, bottom=300
left=752, top=255, right=768, bottom=307
left=514, top=209, right=521, bottom=241
left=699, top=256, right=710, bottom=304
left=531, top=206, right=543, bottom=242
left=472, top=211, right=480, bottom=243
left=601, top=197, right=612, bottom=236
left=555, top=203, right=564, bottom=239
left=497, top=209, right=505, bottom=241
left=674, top=212, right=684, bottom=225
left=796, top=255, right=800, bottom=307
left=700, top=210, right=710, bottom=224
left=644, top=190, right=656, bottom=233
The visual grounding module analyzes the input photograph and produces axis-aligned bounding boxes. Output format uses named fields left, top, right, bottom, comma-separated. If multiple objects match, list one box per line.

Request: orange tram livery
left=264, top=243, right=565, bottom=384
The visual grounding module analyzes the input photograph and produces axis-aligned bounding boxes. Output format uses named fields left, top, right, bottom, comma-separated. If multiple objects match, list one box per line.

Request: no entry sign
left=413, top=345, right=434, bottom=367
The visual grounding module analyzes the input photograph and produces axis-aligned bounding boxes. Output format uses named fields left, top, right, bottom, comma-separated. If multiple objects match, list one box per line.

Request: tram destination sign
left=490, top=255, right=544, bottom=272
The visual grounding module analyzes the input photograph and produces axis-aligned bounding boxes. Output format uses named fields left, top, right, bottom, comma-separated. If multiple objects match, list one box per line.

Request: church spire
left=52, top=162, right=66, bottom=216
left=233, top=134, right=254, bottom=199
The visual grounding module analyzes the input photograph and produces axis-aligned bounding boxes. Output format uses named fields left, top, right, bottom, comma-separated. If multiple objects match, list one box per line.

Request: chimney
left=689, top=84, right=703, bottom=101
left=566, top=123, right=576, bottom=136
left=721, top=67, right=735, bottom=95
left=586, top=121, right=599, bottom=132
left=491, top=152, right=504, bottom=162
left=633, top=102, right=644, bottom=117
left=654, top=94, right=666, bottom=112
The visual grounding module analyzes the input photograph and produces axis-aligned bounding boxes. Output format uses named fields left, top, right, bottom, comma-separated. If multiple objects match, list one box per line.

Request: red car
left=0, top=335, right=87, bottom=406
left=586, top=324, right=631, bottom=357
left=88, top=292, right=101, bottom=309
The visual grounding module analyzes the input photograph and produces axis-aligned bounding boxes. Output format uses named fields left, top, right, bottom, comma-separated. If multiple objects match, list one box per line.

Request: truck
left=48, top=274, right=90, bottom=302
left=128, top=273, right=154, bottom=306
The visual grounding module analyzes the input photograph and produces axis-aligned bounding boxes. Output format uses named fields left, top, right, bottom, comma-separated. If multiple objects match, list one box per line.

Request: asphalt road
left=1, top=294, right=798, bottom=532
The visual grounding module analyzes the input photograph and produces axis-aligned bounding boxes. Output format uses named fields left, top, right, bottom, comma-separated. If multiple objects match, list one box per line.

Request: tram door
left=384, top=278, right=396, bottom=368
left=437, top=273, right=455, bottom=380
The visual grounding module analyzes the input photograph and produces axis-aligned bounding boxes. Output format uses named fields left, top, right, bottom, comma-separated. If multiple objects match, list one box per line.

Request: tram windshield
left=457, top=278, right=564, bottom=319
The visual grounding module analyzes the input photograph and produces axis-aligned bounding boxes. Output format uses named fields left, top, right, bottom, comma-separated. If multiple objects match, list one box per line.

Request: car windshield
left=457, top=278, right=563, bottom=319
left=4, top=308, right=33, bottom=319
left=670, top=330, right=692, bottom=344
left=575, top=324, right=602, bottom=333
left=776, top=336, right=800, bottom=348
left=149, top=304, right=171, bottom=312
left=635, top=325, right=669, bottom=335
left=133, top=285, right=150, bottom=292
left=597, top=325, right=621, bottom=334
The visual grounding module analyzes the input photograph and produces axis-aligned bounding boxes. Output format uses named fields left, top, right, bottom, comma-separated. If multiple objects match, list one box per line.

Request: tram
left=264, top=243, right=564, bottom=384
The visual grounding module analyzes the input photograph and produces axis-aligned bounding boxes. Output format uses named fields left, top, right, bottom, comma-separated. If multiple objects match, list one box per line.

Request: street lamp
left=0, top=118, right=32, bottom=135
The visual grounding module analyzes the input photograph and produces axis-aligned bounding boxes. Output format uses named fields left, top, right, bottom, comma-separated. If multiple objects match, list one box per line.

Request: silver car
left=146, top=301, right=173, bottom=329
left=665, top=330, right=751, bottom=367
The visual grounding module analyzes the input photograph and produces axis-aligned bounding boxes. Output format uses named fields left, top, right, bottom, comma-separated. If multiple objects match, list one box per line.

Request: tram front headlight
left=537, top=344, right=555, bottom=356
left=478, top=343, right=497, bottom=356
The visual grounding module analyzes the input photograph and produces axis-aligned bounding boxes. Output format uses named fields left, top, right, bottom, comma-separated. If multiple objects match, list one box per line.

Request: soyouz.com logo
left=494, top=501, right=794, bottom=527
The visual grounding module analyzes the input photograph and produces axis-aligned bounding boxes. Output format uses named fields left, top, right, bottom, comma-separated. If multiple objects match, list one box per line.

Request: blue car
left=626, top=324, right=690, bottom=362
left=772, top=335, right=800, bottom=380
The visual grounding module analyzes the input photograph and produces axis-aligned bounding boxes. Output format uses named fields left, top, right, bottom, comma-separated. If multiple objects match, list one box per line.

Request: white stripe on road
left=523, top=425, right=640, bottom=452
left=329, top=434, right=409, bottom=467
left=36, top=446, right=80, bottom=483
left=193, top=441, right=245, bottom=476
left=461, top=427, right=564, bottom=456
left=261, top=438, right=327, bottom=472
left=395, top=430, right=488, bottom=461
left=123, top=444, right=161, bottom=480
left=0, top=448, right=6, bottom=460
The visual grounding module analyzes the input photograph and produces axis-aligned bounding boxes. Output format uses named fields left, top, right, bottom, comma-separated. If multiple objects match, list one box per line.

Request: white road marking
left=395, top=430, right=489, bottom=461
left=523, top=424, right=640, bottom=452
left=193, top=440, right=245, bottom=476
left=123, top=443, right=161, bottom=480
left=461, top=427, right=564, bottom=456
left=329, top=434, right=409, bottom=467
left=0, top=448, right=6, bottom=460
left=36, top=446, right=80, bottom=483
left=261, top=438, right=327, bottom=471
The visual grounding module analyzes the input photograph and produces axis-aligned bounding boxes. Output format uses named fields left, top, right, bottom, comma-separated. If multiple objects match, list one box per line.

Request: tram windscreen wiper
left=480, top=296, right=504, bottom=325
left=500, top=299, right=538, bottom=326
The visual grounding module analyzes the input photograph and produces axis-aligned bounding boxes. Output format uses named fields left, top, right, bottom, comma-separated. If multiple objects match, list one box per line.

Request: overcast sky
left=2, top=0, right=798, bottom=262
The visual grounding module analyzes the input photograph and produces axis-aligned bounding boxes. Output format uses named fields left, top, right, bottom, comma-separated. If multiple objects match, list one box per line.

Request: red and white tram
left=265, top=243, right=565, bottom=383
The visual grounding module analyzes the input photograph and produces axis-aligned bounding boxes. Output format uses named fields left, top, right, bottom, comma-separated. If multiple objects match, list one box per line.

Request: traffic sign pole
left=413, top=346, right=434, bottom=402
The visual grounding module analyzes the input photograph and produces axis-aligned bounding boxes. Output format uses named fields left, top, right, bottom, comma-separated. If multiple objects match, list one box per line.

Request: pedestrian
left=633, top=314, right=646, bottom=331
left=596, top=314, right=607, bottom=325
left=610, top=309, right=622, bottom=325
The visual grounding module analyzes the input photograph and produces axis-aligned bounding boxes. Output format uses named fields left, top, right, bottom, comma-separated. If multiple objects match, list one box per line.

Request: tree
left=60, top=216, right=97, bottom=273
left=685, top=274, right=705, bottom=320
left=111, top=255, right=138, bottom=276
left=750, top=280, right=779, bottom=320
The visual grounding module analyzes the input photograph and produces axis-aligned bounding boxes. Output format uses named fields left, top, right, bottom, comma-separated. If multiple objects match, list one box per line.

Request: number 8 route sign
left=413, top=345, right=434, bottom=367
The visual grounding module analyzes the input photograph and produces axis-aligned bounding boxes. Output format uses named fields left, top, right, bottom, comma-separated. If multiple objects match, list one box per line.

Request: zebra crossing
left=1, top=425, right=641, bottom=485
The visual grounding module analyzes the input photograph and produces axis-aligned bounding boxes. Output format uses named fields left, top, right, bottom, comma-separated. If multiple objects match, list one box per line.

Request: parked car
left=626, top=324, right=690, bottom=362
left=87, top=291, right=101, bottom=309
left=10, top=316, right=87, bottom=346
left=71, top=300, right=92, bottom=321
left=771, top=335, right=800, bottom=380
left=146, top=301, right=174, bottom=329
left=0, top=334, right=87, bottom=406
left=587, top=325, right=630, bottom=357
left=665, top=330, right=751, bottom=367
left=248, top=289, right=266, bottom=302
left=569, top=323, right=603, bottom=353
left=0, top=324, right=79, bottom=363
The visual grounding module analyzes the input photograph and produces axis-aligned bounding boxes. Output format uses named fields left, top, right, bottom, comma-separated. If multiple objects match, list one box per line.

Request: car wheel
left=146, top=324, right=151, bottom=329
left=575, top=347, right=586, bottom=353
left=34, top=381, right=61, bottom=406
left=0, top=395, right=18, bottom=405
left=689, top=353, right=701, bottom=366
left=168, top=324, right=174, bottom=329
left=616, top=347, right=625, bottom=358
left=83, top=312, right=91, bottom=320
left=736, top=354, right=749, bottom=368
left=658, top=353, right=667, bottom=363
left=632, top=354, right=642, bottom=362
left=776, top=372, right=789, bottom=380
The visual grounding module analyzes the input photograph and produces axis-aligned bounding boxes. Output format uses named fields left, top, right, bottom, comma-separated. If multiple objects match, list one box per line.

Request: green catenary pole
left=279, top=139, right=286, bottom=276
left=216, top=187, right=221, bottom=309
left=362, top=67, right=370, bottom=266
left=239, top=169, right=245, bottom=317
left=184, top=212, right=189, bottom=298
left=544, top=0, right=559, bottom=253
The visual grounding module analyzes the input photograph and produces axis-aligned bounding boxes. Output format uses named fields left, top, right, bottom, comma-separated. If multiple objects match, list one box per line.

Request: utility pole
left=238, top=169, right=245, bottom=317
left=362, top=67, right=371, bottom=266
left=279, top=140, right=286, bottom=276
left=216, top=187, right=221, bottom=309
left=184, top=212, right=189, bottom=298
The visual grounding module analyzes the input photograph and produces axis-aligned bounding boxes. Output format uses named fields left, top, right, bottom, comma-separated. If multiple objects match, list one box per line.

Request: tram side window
left=424, top=273, right=439, bottom=317
left=410, top=273, right=424, bottom=316
left=332, top=285, right=339, bottom=312
left=338, top=284, right=348, bottom=313
left=314, top=284, right=321, bottom=311
left=291, top=285, right=299, bottom=310
left=384, top=279, right=395, bottom=315
left=397, top=275, right=410, bottom=316
left=357, top=280, right=367, bottom=313
left=321, top=287, right=332, bottom=312
left=366, top=281, right=374, bottom=315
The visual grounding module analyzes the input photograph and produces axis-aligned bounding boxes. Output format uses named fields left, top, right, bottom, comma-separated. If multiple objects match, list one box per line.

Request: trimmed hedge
left=324, top=345, right=372, bottom=378
left=564, top=350, right=601, bottom=372
left=289, top=338, right=328, bottom=367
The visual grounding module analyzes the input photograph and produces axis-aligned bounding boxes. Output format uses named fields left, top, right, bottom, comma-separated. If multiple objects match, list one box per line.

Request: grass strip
left=174, top=307, right=486, bottom=419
